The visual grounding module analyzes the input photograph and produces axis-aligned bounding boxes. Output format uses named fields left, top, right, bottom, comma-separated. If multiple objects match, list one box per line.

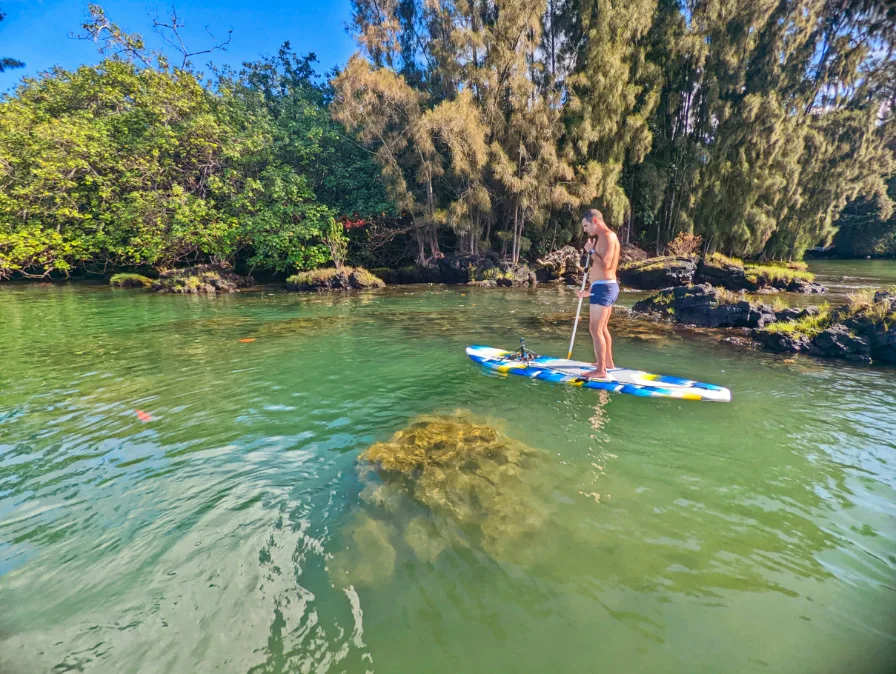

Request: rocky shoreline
left=633, top=285, right=896, bottom=365
left=96, top=244, right=831, bottom=298
left=619, top=254, right=826, bottom=293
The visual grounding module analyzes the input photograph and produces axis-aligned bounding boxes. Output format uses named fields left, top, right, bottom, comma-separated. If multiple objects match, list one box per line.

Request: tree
left=0, top=15, right=342, bottom=278
left=637, top=0, right=896, bottom=259
left=558, top=0, right=661, bottom=232
left=335, top=0, right=582, bottom=264
left=0, top=4, right=25, bottom=72
left=832, top=173, right=896, bottom=257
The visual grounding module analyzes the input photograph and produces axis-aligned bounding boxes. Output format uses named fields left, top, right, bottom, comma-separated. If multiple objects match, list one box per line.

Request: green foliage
left=768, top=296, right=790, bottom=313
left=0, top=51, right=356, bottom=278
left=349, top=267, right=383, bottom=287
left=635, top=0, right=895, bottom=259
left=227, top=44, right=393, bottom=222
left=285, top=265, right=385, bottom=289
left=3, top=2, right=895, bottom=282
left=832, top=174, right=896, bottom=257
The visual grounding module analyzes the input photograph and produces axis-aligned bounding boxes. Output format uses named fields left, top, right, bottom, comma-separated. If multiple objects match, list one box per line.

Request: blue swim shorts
left=589, top=280, right=620, bottom=307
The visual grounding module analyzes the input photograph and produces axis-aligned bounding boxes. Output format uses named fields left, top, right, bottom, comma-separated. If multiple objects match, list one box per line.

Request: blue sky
left=0, top=0, right=358, bottom=91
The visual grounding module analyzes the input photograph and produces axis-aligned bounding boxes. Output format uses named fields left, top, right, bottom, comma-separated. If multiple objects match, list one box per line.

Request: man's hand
left=577, top=289, right=590, bottom=299
left=584, top=237, right=598, bottom=254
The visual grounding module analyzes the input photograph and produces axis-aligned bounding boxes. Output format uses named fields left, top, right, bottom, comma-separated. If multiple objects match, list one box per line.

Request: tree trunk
left=414, top=219, right=426, bottom=265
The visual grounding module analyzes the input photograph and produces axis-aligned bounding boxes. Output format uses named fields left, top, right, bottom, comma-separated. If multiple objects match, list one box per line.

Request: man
left=577, top=208, right=620, bottom=380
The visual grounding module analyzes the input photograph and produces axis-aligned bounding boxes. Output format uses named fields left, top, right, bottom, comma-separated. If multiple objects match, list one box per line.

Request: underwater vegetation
left=329, top=411, right=555, bottom=586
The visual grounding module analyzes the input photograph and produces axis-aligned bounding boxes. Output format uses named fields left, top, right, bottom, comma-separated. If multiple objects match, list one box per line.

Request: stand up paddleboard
left=466, top=345, right=731, bottom=402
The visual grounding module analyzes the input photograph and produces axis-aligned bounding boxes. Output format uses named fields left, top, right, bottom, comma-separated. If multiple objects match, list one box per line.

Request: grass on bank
left=761, top=259, right=809, bottom=271
left=847, top=289, right=896, bottom=328
left=286, top=266, right=384, bottom=287
left=744, top=264, right=815, bottom=284
left=621, top=255, right=683, bottom=272
left=702, top=252, right=814, bottom=284
left=109, top=273, right=153, bottom=288
left=287, top=268, right=341, bottom=285
left=763, top=303, right=832, bottom=338
left=704, top=252, right=744, bottom=267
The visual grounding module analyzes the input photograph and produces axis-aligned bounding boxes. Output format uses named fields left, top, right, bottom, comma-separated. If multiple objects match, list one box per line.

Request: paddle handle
left=567, top=250, right=593, bottom=359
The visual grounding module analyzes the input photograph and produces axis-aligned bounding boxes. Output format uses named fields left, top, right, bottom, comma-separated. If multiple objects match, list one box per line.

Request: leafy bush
left=0, top=46, right=388, bottom=280
left=667, top=232, right=702, bottom=257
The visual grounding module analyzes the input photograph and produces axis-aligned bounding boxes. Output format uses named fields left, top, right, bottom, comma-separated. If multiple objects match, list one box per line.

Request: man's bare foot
left=581, top=368, right=610, bottom=380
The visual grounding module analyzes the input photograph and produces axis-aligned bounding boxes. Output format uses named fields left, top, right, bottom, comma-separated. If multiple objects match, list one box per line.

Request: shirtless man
left=576, top=208, right=620, bottom=380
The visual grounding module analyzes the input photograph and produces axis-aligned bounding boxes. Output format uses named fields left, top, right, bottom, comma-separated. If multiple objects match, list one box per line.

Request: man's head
left=582, top=208, right=608, bottom=236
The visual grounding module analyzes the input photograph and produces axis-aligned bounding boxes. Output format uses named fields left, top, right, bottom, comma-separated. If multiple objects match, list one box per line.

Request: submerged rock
left=328, top=516, right=398, bottom=587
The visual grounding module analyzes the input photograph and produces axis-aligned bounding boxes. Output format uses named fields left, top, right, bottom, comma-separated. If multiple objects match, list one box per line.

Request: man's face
left=582, top=218, right=598, bottom=236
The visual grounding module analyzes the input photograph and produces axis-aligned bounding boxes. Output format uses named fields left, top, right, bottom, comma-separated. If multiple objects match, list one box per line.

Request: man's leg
left=584, top=304, right=611, bottom=377
left=602, top=307, right=615, bottom=369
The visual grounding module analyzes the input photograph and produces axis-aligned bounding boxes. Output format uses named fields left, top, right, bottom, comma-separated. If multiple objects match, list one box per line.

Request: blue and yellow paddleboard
left=466, top=345, right=731, bottom=402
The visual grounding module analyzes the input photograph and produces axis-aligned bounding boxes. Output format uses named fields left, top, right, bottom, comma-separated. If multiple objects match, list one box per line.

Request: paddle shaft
left=567, top=249, right=593, bottom=359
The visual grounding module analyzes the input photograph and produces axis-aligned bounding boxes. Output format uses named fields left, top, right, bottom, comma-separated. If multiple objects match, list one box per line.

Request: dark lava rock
left=633, top=284, right=776, bottom=328
left=619, top=243, right=649, bottom=264
left=754, top=330, right=815, bottom=354
left=286, top=267, right=385, bottom=291
left=618, top=257, right=696, bottom=289
left=695, top=258, right=755, bottom=291
left=152, top=265, right=253, bottom=293
left=787, top=278, right=827, bottom=294
left=811, top=325, right=871, bottom=362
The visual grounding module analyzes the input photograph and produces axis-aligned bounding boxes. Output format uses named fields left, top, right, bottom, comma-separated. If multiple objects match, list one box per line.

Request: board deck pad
left=466, top=345, right=731, bottom=402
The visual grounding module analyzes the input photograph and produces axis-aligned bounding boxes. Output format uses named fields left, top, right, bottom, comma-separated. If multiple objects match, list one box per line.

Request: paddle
left=567, top=247, right=593, bottom=359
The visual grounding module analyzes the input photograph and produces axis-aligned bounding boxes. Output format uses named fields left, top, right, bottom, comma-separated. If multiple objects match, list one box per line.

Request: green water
left=1, top=278, right=895, bottom=674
